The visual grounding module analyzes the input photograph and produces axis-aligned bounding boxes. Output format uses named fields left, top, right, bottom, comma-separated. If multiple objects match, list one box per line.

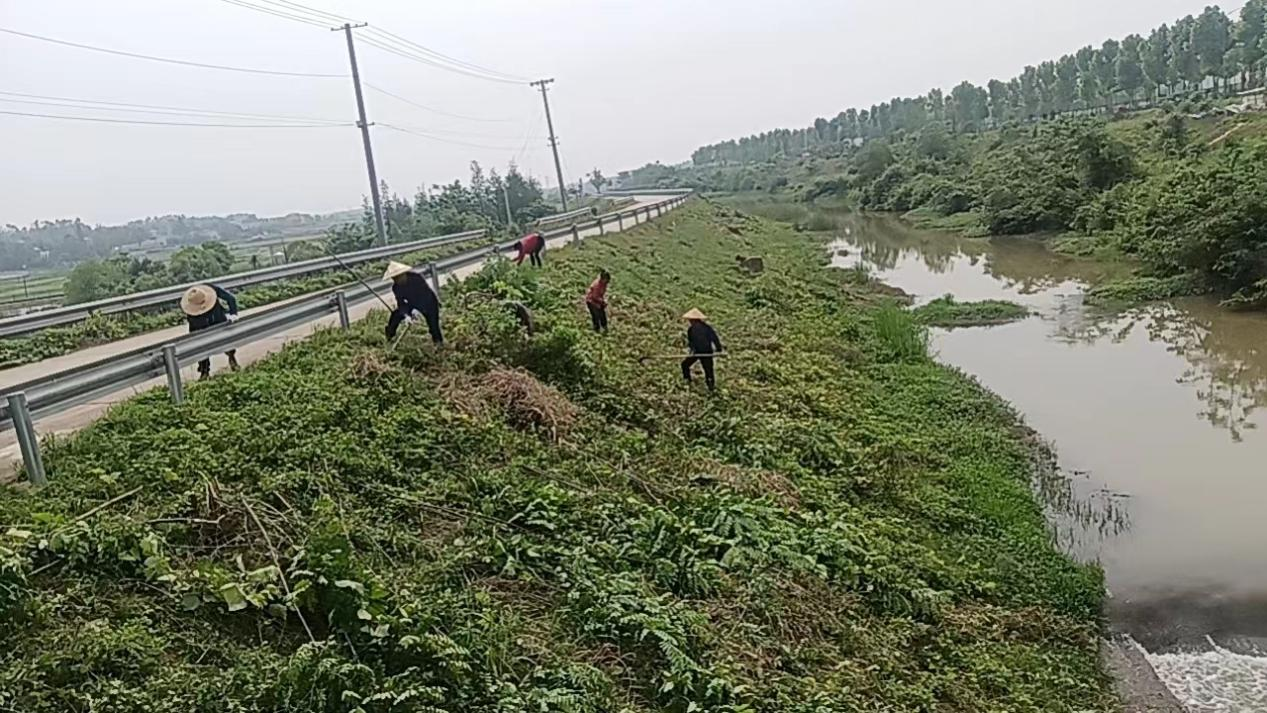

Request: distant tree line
left=329, top=162, right=553, bottom=253
left=64, top=243, right=236, bottom=305
left=692, top=3, right=1267, bottom=166
left=0, top=210, right=355, bottom=273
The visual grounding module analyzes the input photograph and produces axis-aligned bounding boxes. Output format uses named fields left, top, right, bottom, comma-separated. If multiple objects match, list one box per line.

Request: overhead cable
left=363, top=82, right=513, bottom=123
left=378, top=123, right=527, bottom=151
left=0, top=27, right=343, bottom=78
left=0, top=90, right=347, bottom=124
left=251, top=0, right=356, bottom=24
left=212, top=0, right=527, bottom=84
left=217, top=0, right=331, bottom=29
left=0, top=109, right=349, bottom=128
left=363, top=27, right=528, bottom=82
left=357, top=36, right=526, bottom=85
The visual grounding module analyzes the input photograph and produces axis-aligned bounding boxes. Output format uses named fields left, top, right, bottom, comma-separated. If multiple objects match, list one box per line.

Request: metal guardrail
left=0, top=228, right=487, bottom=339
left=2, top=191, right=694, bottom=485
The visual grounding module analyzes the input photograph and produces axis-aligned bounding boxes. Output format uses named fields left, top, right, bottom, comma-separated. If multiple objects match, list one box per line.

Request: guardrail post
left=598, top=216, right=605, bottom=235
left=8, top=392, right=47, bottom=487
left=617, top=213, right=624, bottom=231
left=334, top=290, right=350, bottom=330
left=161, top=344, right=184, bottom=405
left=428, top=263, right=441, bottom=298
left=572, top=225, right=580, bottom=245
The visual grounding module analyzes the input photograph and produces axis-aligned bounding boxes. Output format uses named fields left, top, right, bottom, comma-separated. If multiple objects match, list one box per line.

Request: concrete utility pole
left=502, top=179, right=513, bottom=228
left=530, top=78, right=568, bottom=211
left=336, top=23, right=387, bottom=246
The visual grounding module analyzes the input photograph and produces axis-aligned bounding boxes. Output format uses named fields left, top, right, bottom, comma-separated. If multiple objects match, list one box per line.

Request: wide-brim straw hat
left=383, top=261, right=412, bottom=281
left=681, top=308, right=707, bottom=321
left=180, top=284, right=218, bottom=317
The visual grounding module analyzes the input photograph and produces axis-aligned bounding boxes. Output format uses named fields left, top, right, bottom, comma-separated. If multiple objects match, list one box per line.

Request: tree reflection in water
left=724, top=196, right=1267, bottom=441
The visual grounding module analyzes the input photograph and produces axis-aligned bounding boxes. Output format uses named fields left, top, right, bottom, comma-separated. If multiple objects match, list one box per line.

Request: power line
left=363, top=82, right=512, bottom=123
left=212, top=0, right=528, bottom=84
left=378, top=123, right=528, bottom=151
left=217, top=0, right=331, bottom=29
left=363, top=27, right=527, bottom=82
left=250, top=0, right=357, bottom=24
left=247, top=0, right=357, bottom=24
left=382, top=119, right=546, bottom=141
left=0, top=27, right=344, bottom=78
left=0, top=90, right=347, bottom=124
left=357, top=35, right=526, bottom=85
left=0, top=109, right=349, bottom=128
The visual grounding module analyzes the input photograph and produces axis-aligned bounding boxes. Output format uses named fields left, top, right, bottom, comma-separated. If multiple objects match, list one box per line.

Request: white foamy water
left=1135, top=638, right=1267, bottom=712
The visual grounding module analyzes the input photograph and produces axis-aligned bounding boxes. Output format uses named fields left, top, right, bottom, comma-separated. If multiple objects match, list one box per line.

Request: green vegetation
left=913, top=296, right=1030, bottom=328
left=689, top=4, right=1266, bottom=167
left=65, top=243, right=237, bottom=305
left=0, top=200, right=1111, bottom=711
left=0, top=236, right=488, bottom=370
left=614, top=4, right=1267, bottom=310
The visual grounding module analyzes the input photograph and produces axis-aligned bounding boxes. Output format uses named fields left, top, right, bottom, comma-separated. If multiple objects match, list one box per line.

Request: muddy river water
left=744, top=201, right=1267, bottom=711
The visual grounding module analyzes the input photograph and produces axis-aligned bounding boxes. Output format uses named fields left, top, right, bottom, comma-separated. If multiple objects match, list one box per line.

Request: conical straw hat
left=180, top=284, right=218, bottom=316
left=383, top=261, right=412, bottom=281
left=681, top=308, right=707, bottom=321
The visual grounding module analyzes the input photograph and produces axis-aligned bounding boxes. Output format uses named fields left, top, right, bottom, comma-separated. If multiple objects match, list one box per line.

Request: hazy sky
left=2, top=0, right=1217, bottom=226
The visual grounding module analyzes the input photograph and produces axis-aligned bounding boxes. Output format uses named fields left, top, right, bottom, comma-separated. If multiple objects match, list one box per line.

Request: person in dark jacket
left=383, top=261, right=443, bottom=344
left=513, top=232, right=545, bottom=267
left=180, top=283, right=240, bottom=380
left=680, top=308, right=724, bottom=391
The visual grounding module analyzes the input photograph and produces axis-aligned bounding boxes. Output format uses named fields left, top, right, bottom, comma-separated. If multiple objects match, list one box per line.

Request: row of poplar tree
left=693, top=3, right=1267, bottom=165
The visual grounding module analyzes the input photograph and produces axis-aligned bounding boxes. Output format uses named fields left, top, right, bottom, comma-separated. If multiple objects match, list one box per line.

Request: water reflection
left=814, top=211, right=1267, bottom=441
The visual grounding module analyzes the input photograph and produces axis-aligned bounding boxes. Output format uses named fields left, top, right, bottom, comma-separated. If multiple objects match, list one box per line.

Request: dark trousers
left=681, top=355, right=716, bottom=390
left=190, top=319, right=238, bottom=378
left=587, top=303, right=608, bottom=332
left=388, top=308, right=444, bottom=344
left=198, top=350, right=238, bottom=378
left=529, top=245, right=544, bottom=267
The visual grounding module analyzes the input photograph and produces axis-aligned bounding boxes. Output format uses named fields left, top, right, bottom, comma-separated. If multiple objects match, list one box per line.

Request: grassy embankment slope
left=0, top=200, right=1112, bottom=711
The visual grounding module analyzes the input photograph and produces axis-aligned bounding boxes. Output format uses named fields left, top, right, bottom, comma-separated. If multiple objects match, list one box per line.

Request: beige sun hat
left=681, top=308, right=707, bottom=321
left=180, top=284, right=218, bottom=317
left=383, top=261, right=412, bottom=281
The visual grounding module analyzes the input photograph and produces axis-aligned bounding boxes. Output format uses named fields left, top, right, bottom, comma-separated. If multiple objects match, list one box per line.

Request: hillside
left=0, top=201, right=1112, bottom=711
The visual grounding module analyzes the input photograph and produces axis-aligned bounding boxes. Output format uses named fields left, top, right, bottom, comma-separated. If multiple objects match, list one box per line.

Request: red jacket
left=513, top=233, right=544, bottom=264
left=585, top=278, right=608, bottom=307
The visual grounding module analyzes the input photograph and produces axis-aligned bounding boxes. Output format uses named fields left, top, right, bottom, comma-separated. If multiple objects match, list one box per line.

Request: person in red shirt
left=513, top=232, right=545, bottom=267
left=585, top=270, right=611, bottom=332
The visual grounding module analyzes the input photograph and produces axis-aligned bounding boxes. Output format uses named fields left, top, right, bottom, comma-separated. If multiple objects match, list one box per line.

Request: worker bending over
left=585, top=270, right=611, bottom=333
left=513, top=231, right=546, bottom=267
left=180, top=283, right=240, bottom=380
left=681, top=308, right=724, bottom=391
left=383, top=261, right=443, bottom=345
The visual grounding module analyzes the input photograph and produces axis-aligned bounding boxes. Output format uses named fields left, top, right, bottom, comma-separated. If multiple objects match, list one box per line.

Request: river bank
left=0, top=200, right=1114, bottom=711
left=726, top=197, right=1267, bottom=712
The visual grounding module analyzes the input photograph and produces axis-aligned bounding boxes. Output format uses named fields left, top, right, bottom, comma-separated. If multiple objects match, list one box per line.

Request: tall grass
left=872, top=304, right=929, bottom=362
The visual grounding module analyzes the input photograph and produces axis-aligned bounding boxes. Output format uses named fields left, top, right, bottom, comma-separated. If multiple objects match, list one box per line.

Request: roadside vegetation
left=0, top=236, right=486, bottom=370
left=0, top=200, right=1112, bottom=711
left=913, top=296, right=1030, bottom=328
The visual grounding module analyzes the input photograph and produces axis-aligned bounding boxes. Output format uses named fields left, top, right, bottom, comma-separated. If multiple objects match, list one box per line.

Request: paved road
left=0, top=196, right=676, bottom=481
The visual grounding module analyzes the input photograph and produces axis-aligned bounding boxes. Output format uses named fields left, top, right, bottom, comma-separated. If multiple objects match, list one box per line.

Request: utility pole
left=502, top=178, right=514, bottom=228
left=530, top=78, right=568, bottom=211
left=336, top=23, right=387, bottom=246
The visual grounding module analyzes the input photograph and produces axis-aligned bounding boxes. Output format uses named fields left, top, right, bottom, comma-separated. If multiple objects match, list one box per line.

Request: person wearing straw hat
left=180, top=283, right=240, bottom=380
left=383, top=261, right=443, bottom=345
left=681, top=308, right=724, bottom=391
